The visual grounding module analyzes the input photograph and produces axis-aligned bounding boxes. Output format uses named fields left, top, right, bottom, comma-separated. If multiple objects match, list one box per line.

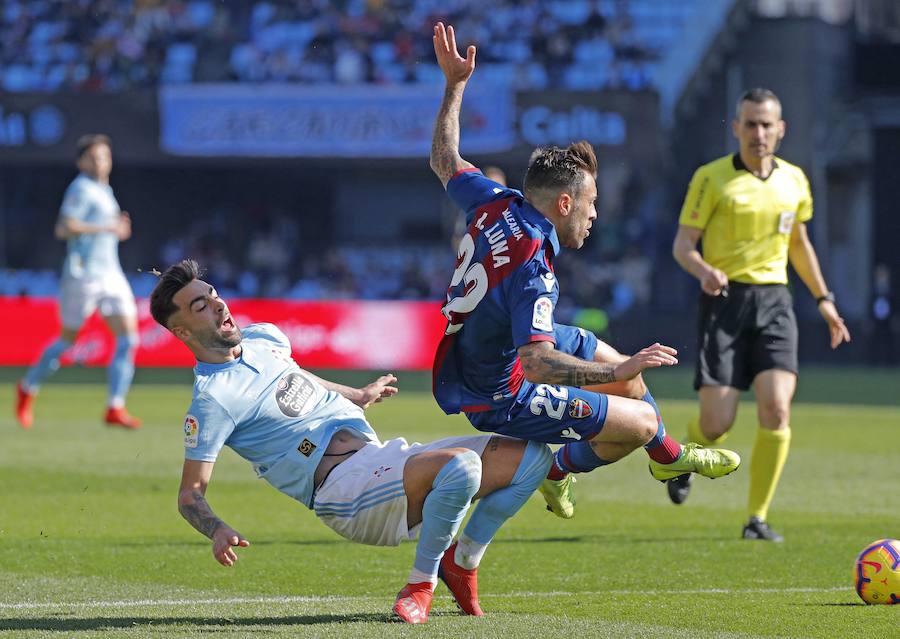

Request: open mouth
left=221, top=316, right=235, bottom=331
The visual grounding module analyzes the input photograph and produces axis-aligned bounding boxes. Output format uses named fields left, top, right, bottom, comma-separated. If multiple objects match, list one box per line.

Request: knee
left=438, top=449, right=482, bottom=496
left=758, top=401, right=790, bottom=429
left=522, top=441, right=553, bottom=479
left=528, top=440, right=553, bottom=471
left=635, top=402, right=658, bottom=445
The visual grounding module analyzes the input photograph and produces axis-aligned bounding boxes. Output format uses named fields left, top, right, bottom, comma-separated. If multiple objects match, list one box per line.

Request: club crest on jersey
left=568, top=398, right=593, bottom=419
left=276, top=372, right=315, bottom=417
left=532, top=297, right=554, bottom=332
left=183, top=414, right=199, bottom=448
left=297, top=438, right=317, bottom=457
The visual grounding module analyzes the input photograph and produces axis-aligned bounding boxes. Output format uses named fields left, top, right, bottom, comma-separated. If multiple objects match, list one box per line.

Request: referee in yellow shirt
left=669, top=88, right=851, bottom=541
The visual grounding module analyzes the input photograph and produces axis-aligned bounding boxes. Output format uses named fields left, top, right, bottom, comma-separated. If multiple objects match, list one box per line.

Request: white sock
left=454, top=533, right=489, bottom=570
left=406, top=567, right=437, bottom=586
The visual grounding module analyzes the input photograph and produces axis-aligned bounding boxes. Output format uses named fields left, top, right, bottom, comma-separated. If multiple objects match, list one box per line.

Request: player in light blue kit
left=149, top=260, right=553, bottom=624
left=16, top=134, right=141, bottom=429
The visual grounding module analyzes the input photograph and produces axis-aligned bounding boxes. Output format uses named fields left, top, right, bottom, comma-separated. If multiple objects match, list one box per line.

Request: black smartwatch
left=816, top=292, right=835, bottom=305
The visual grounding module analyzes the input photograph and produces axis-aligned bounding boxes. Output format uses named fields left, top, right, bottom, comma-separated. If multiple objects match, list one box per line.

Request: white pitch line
left=0, top=587, right=848, bottom=611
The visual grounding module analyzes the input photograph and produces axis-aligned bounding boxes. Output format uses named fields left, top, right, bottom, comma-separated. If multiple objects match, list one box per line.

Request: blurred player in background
left=429, top=22, right=741, bottom=520
left=150, top=259, right=553, bottom=624
left=15, top=134, right=142, bottom=429
left=670, top=88, right=851, bottom=541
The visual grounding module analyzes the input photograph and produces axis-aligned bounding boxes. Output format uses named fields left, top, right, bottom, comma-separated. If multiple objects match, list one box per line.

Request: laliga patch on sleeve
left=532, top=297, right=554, bottom=332
left=778, top=210, right=796, bottom=234
left=184, top=414, right=199, bottom=448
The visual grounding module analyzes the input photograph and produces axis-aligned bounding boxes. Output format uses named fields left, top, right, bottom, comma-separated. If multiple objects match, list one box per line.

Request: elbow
left=429, top=157, right=448, bottom=187
left=177, top=488, right=195, bottom=512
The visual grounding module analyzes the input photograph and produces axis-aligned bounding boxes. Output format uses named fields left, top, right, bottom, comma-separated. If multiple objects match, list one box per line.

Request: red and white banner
left=1, top=297, right=446, bottom=369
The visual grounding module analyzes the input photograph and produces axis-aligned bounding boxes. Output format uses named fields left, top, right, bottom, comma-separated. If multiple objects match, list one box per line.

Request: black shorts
left=694, top=282, right=798, bottom=391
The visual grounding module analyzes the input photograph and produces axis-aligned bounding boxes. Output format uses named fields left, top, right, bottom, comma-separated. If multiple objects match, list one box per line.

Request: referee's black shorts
left=694, top=282, right=798, bottom=391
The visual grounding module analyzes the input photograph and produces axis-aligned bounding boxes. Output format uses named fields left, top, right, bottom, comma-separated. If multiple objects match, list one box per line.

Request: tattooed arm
left=430, top=22, right=477, bottom=187
left=178, top=459, right=249, bottom=566
left=518, top=341, right=679, bottom=387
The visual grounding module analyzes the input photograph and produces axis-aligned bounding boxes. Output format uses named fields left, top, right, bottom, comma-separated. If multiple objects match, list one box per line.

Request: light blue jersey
left=60, top=173, right=123, bottom=279
left=184, top=323, right=377, bottom=509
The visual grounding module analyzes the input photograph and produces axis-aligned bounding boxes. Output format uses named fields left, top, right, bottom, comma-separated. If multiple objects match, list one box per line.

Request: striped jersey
left=433, top=168, right=562, bottom=415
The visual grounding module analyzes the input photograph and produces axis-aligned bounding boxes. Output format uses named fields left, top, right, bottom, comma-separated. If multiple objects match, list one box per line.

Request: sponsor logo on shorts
left=568, top=398, right=593, bottom=419
left=560, top=428, right=581, bottom=440
left=184, top=414, right=199, bottom=448
left=276, top=372, right=315, bottom=417
left=297, top=438, right=317, bottom=457
left=532, top=297, right=554, bottom=332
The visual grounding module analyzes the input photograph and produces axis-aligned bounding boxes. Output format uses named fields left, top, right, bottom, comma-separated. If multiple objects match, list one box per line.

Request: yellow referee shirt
left=678, top=153, right=812, bottom=285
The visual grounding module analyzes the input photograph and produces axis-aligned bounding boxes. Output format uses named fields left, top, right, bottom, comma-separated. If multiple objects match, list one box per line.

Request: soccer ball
left=854, top=538, right=900, bottom=605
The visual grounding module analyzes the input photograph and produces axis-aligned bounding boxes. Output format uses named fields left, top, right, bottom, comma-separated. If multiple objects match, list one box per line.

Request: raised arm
left=788, top=222, right=850, bottom=349
left=178, top=459, right=250, bottom=566
left=304, top=370, right=398, bottom=409
left=672, top=224, right=729, bottom=296
left=518, top=341, right=678, bottom=387
left=430, top=22, right=477, bottom=188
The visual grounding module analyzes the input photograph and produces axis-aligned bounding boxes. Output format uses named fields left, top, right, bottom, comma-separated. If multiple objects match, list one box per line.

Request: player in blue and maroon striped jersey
left=430, top=22, right=742, bottom=521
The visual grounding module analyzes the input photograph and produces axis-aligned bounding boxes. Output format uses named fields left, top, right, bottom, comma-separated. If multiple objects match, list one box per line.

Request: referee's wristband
left=816, top=292, right=835, bottom=305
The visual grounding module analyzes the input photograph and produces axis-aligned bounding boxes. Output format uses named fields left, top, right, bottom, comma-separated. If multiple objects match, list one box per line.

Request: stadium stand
left=0, top=0, right=701, bottom=91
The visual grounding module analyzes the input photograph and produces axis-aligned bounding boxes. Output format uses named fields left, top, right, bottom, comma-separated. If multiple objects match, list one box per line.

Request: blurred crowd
left=0, top=0, right=695, bottom=91
left=2, top=189, right=657, bottom=328
left=0, top=0, right=683, bottom=323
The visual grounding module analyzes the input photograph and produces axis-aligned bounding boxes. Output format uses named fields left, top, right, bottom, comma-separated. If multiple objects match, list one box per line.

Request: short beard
left=200, top=325, right=243, bottom=350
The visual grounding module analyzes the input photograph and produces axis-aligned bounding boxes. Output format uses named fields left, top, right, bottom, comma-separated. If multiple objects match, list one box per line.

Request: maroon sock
left=546, top=463, right=568, bottom=481
left=646, top=434, right=682, bottom=464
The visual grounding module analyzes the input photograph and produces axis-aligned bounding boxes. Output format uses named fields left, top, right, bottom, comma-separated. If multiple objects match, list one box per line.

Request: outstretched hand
left=614, top=343, right=678, bottom=381
left=355, top=373, right=399, bottom=409
left=433, top=22, right=475, bottom=85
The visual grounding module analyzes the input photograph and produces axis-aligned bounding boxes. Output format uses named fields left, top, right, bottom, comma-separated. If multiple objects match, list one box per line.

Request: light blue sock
left=412, top=450, right=482, bottom=583
left=107, top=334, right=137, bottom=407
left=23, top=338, right=72, bottom=392
left=463, top=441, right=551, bottom=545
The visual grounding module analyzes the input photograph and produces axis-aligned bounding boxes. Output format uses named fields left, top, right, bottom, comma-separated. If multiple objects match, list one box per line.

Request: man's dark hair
left=76, top=133, right=112, bottom=159
left=523, top=141, right=598, bottom=201
left=150, top=259, right=203, bottom=328
left=736, top=88, right=781, bottom=119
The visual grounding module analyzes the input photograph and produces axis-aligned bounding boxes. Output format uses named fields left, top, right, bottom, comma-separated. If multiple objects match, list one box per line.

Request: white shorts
left=313, top=435, right=492, bottom=547
left=59, top=272, right=136, bottom=329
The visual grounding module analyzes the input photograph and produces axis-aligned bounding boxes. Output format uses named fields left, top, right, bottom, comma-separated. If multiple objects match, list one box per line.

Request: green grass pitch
left=0, top=369, right=897, bottom=638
